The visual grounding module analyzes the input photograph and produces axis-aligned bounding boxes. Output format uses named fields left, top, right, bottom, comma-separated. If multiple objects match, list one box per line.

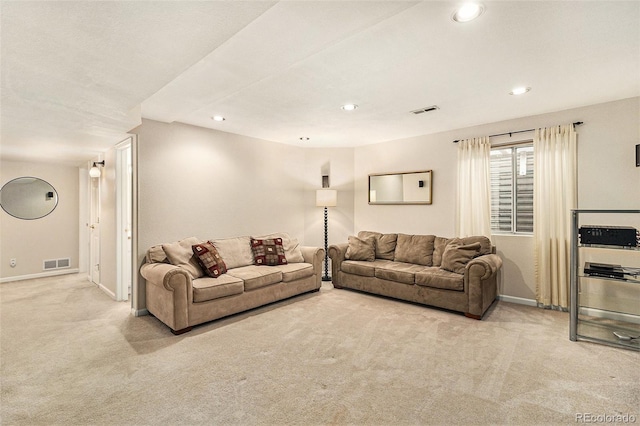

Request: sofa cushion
left=272, top=263, right=314, bottom=282
left=192, top=241, right=227, bottom=278
left=432, top=237, right=450, bottom=267
left=212, top=236, right=254, bottom=269
left=255, top=232, right=304, bottom=263
left=415, top=267, right=464, bottom=291
left=251, top=238, right=288, bottom=266
left=374, top=262, right=425, bottom=285
left=342, top=260, right=376, bottom=277
left=345, top=236, right=376, bottom=261
left=162, top=237, right=204, bottom=279
left=357, top=231, right=398, bottom=260
left=192, top=275, right=244, bottom=303
left=440, top=240, right=482, bottom=274
left=226, top=265, right=283, bottom=291
left=394, top=234, right=435, bottom=266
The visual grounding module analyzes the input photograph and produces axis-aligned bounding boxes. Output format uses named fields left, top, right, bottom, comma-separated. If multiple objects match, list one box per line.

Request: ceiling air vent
left=411, top=105, right=439, bottom=115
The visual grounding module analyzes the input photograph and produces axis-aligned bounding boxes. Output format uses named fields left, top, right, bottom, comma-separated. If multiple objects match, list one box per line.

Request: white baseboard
left=96, top=282, right=116, bottom=300
left=497, top=294, right=537, bottom=307
left=0, top=268, right=80, bottom=283
left=132, top=308, right=149, bottom=317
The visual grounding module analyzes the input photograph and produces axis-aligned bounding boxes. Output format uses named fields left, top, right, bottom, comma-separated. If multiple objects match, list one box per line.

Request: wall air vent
left=411, top=105, right=440, bottom=115
left=43, top=258, right=71, bottom=271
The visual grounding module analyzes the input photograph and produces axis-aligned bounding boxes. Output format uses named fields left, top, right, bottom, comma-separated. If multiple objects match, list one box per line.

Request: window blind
left=490, top=145, right=533, bottom=233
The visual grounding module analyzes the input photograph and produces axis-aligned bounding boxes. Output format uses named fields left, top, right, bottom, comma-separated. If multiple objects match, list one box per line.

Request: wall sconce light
left=89, top=160, right=105, bottom=178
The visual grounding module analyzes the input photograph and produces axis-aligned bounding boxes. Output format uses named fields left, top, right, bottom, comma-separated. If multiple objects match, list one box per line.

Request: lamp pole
left=316, top=188, right=337, bottom=282
left=322, top=205, right=330, bottom=281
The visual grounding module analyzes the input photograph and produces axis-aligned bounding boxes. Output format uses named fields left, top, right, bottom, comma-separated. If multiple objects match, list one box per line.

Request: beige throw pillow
left=162, top=237, right=204, bottom=279
left=345, top=236, right=376, bottom=261
left=146, top=244, right=168, bottom=264
left=432, top=236, right=451, bottom=267
left=440, top=240, right=482, bottom=274
left=460, top=236, right=493, bottom=256
left=358, top=231, right=397, bottom=260
left=212, top=236, right=254, bottom=269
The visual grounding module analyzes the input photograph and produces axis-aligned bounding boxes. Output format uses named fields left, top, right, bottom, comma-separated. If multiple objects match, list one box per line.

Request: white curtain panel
left=456, top=137, right=491, bottom=237
left=533, top=124, right=577, bottom=309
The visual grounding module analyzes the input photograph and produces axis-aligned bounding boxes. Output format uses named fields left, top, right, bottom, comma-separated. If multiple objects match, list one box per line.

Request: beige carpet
left=1, top=274, right=638, bottom=425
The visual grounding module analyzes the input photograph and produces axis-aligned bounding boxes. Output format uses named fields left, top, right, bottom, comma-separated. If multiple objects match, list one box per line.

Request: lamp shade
left=89, top=166, right=101, bottom=178
left=316, top=189, right=337, bottom=207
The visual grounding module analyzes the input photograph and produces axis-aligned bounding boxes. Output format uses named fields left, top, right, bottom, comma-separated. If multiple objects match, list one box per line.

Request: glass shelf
left=570, top=209, right=640, bottom=351
left=579, top=244, right=640, bottom=251
left=578, top=273, right=640, bottom=285
left=577, top=292, right=640, bottom=316
left=576, top=315, right=640, bottom=350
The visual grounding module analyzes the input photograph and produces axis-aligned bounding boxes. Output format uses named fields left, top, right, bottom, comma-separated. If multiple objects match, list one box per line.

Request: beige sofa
left=329, top=231, right=502, bottom=319
left=140, top=233, right=324, bottom=334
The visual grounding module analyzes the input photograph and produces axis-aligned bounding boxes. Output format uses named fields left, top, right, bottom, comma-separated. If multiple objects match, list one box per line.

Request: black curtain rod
left=452, top=121, right=583, bottom=143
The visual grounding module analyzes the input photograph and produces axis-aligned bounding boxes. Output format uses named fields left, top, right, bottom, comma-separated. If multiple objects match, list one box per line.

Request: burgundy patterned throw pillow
left=251, top=238, right=288, bottom=266
left=192, top=241, right=227, bottom=278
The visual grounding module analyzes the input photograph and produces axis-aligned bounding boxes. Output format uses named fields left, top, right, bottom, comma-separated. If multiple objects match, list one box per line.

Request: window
left=490, top=143, right=534, bottom=233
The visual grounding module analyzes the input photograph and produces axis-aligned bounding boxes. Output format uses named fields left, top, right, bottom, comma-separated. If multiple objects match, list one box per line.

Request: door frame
left=115, top=136, right=138, bottom=305
left=115, top=137, right=132, bottom=301
left=89, top=160, right=101, bottom=286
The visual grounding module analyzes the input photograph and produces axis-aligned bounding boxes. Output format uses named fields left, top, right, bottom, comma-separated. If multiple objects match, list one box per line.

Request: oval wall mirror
left=0, top=177, right=59, bottom=220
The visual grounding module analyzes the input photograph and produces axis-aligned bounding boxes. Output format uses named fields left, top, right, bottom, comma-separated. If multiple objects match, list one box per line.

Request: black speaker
left=636, top=144, right=639, bottom=167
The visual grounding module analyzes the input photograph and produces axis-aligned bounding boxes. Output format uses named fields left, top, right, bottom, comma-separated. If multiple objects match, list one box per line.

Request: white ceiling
left=2, top=1, right=639, bottom=166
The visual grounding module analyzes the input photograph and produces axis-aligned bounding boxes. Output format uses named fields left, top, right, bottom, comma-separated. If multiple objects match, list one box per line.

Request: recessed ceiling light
left=212, top=115, right=225, bottom=122
left=509, top=87, right=531, bottom=95
left=452, top=2, right=485, bottom=23
left=341, top=104, right=358, bottom=111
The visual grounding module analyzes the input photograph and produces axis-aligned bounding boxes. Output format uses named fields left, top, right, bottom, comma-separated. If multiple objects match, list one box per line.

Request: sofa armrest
left=328, top=243, right=348, bottom=287
left=300, top=246, right=325, bottom=281
left=465, top=253, right=503, bottom=318
left=466, top=253, right=503, bottom=281
left=140, top=262, right=192, bottom=292
left=140, top=262, right=193, bottom=332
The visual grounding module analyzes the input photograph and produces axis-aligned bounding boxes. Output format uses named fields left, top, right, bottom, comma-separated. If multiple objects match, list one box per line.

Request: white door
left=116, top=138, right=133, bottom=301
left=89, top=175, right=101, bottom=285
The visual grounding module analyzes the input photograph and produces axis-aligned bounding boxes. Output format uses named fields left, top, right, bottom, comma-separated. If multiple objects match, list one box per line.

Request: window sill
left=491, top=233, right=533, bottom=237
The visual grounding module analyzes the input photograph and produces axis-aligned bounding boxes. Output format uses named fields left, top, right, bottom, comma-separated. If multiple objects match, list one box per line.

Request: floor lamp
left=316, top=189, right=337, bottom=281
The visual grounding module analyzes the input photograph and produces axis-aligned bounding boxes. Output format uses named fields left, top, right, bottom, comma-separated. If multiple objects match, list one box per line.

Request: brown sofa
left=328, top=231, right=502, bottom=319
left=140, top=233, right=324, bottom=334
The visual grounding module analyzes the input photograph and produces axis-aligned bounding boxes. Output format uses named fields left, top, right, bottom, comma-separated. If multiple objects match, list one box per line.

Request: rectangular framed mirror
left=368, top=170, right=432, bottom=205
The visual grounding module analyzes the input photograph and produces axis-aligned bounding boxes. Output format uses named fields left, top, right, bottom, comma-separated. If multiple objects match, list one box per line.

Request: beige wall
left=133, top=120, right=331, bottom=309
left=354, top=131, right=458, bottom=236
left=0, top=160, right=79, bottom=280
left=353, top=96, right=640, bottom=301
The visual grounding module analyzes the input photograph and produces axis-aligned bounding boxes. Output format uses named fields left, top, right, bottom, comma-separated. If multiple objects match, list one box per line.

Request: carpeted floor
left=1, top=274, right=638, bottom=425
